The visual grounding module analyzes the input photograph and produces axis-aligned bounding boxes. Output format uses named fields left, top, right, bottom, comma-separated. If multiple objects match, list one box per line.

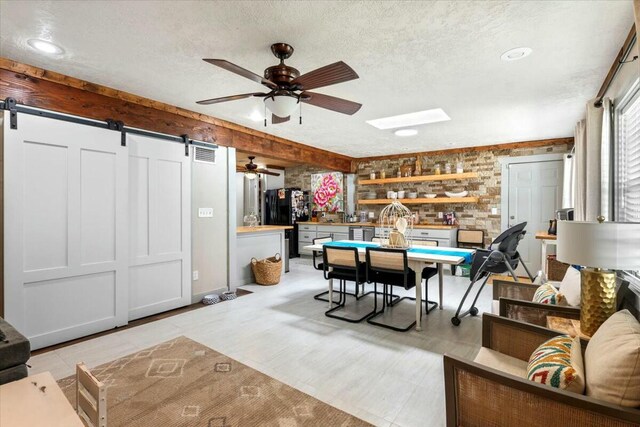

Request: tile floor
left=28, top=257, right=492, bottom=427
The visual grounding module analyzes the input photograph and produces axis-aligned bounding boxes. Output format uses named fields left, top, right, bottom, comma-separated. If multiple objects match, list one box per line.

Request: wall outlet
left=198, top=208, right=213, bottom=218
left=192, top=270, right=199, bottom=280
left=437, top=212, right=443, bottom=219
left=491, top=207, right=498, bottom=215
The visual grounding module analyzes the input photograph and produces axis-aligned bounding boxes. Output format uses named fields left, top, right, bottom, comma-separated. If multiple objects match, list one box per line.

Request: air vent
left=193, top=145, right=216, bottom=164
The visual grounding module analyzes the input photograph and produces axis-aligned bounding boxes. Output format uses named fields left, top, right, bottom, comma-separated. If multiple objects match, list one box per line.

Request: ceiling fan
left=238, top=156, right=280, bottom=179
left=197, top=43, right=362, bottom=124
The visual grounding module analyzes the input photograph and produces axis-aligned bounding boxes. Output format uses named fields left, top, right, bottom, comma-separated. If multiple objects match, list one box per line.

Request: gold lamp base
left=580, top=268, right=616, bottom=336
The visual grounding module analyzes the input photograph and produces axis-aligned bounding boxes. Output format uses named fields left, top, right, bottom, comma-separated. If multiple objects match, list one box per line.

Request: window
left=615, top=79, right=640, bottom=281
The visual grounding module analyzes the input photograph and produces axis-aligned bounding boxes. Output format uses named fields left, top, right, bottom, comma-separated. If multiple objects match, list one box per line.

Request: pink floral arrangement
left=311, top=172, right=343, bottom=212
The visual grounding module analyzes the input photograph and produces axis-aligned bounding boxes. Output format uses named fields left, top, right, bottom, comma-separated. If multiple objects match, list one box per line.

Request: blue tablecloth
left=323, top=241, right=474, bottom=263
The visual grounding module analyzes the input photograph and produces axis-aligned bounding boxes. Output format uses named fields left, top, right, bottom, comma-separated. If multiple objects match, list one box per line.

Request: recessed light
left=367, top=108, right=450, bottom=130
left=501, top=47, right=532, bottom=61
left=394, top=129, right=418, bottom=137
left=27, top=38, right=64, bottom=55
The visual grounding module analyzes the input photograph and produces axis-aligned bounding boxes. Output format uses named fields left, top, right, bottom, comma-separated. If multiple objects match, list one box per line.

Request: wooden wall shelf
left=359, top=172, right=478, bottom=185
left=357, top=197, right=479, bottom=205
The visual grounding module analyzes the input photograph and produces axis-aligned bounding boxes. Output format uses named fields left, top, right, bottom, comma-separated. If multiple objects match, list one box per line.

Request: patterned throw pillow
left=527, top=335, right=585, bottom=394
left=533, top=283, right=565, bottom=305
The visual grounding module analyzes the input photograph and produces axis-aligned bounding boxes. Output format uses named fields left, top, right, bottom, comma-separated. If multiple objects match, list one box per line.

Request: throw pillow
left=559, top=266, right=581, bottom=307
left=527, top=334, right=584, bottom=394
left=585, top=309, right=640, bottom=407
left=533, top=283, right=565, bottom=305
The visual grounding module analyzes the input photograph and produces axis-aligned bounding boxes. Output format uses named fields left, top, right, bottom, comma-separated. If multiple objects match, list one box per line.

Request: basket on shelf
left=251, top=253, right=282, bottom=286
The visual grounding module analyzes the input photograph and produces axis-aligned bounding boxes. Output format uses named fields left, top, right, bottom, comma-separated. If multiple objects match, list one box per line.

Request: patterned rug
left=58, top=336, right=370, bottom=426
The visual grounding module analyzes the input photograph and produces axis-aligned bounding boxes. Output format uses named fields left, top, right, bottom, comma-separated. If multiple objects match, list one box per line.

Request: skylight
left=366, top=108, right=451, bottom=130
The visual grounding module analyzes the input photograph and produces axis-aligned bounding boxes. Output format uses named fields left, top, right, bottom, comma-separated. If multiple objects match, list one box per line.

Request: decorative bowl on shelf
left=387, top=191, right=398, bottom=199
left=365, top=192, right=377, bottom=199
left=407, top=192, right=418, bottom=199
left=423, top=193, right=437, bottom=198
left=397, top=190, right=406, bottom=199
left=445, top=191, right=469, bottom=198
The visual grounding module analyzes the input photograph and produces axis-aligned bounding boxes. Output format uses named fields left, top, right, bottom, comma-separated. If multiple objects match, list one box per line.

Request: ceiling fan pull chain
left=299, top=102, right=302, bottom=125
left=264, top=103, right=267, bottom=127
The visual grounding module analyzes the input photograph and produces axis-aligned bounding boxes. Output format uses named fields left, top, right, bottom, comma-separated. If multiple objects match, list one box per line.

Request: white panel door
left=4, top=112, right=128, bottom=350
left=508, top=160, right=563, bottom=272
left=127, top=134, right=191, bottom=320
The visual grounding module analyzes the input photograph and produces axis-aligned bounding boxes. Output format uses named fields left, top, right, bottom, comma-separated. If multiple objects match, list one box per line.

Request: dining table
left=303, top=240, right=475, bottom=331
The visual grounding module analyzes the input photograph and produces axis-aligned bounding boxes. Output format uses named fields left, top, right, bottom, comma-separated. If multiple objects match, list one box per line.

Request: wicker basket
left=547, top=255, right=569, bottom=281
left=251, top=253, right=282, bottom=286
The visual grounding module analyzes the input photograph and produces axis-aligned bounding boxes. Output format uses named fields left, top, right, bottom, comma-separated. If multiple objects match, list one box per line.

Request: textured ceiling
left=0, top=1, right=634, bottom=157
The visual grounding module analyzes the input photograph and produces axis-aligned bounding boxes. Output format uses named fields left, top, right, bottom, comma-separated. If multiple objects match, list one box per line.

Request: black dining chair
left=323, top=246, right=373, bottom=323
left=313, top=236, right=367, bottom=303
left=411, top=240, right=440, bottom=314
left=365, top=247, right=422, bottom=331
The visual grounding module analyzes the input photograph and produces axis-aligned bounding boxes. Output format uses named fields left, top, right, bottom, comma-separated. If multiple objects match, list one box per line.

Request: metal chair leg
left=451, top=275, right=490, bottom=326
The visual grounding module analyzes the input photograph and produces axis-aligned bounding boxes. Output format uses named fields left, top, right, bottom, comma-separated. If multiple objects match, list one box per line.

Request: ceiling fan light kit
left=197, top=43, right=361, bottom=125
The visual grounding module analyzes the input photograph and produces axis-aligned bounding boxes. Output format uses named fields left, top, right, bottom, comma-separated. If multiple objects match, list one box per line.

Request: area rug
left=58, top=336, right=370, bottom=426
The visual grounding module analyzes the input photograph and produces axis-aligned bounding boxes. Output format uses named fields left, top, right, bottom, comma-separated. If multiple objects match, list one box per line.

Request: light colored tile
left=31, top=256, right=488, bottom=425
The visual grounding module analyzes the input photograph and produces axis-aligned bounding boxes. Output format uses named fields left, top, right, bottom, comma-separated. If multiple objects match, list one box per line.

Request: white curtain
left=600, top=98, right=613, bottom=220
left=574, top=98, right=605, bottom=221
left=574, top=120, right=587, bottom=220
left=562, top=152, right=575, bottom=209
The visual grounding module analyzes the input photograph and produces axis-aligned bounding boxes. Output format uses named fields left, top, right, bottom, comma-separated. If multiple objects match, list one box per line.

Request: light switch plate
left=198, top=208, right=213, bottom=218
left=491, top=207, right=498, bottom=215
left=437, top=212, right=443, bottom=219
left=192, top=270, right=199, bottom=280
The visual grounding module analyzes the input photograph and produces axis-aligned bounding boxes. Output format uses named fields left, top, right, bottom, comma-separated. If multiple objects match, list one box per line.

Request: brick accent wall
left=356, top=144, right=572, bottom=245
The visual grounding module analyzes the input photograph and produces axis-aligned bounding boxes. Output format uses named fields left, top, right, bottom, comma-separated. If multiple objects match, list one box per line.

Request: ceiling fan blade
left=301, top=91, right=362, bottom=115
left=196, top=92, right=266, bottom=105
left=203, top=59, right=277, bottom=89
left=257, top=168, right=281, bottom=177
left=292, top=61, right=358, bottom=91
left=272, top=114, right=290, bottom=124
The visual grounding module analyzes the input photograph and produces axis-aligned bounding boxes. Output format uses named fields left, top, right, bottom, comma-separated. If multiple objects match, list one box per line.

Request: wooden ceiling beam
left=0, top=58, right=353, bottom=172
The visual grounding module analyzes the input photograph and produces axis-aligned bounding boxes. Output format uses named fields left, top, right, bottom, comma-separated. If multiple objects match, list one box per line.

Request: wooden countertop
left=297, top=221, right=457, bottom=229
left=535, top=231, right=557, bottom=240
left=237, top=225, right=293, bottom=234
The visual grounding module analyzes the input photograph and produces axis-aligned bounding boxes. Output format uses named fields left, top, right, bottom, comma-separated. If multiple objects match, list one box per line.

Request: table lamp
left=556, top=217, right=640, bottom=336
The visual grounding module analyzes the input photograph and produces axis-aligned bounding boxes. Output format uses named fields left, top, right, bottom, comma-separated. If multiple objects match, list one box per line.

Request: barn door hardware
left=107, top=119, right=126, bottom=146
left=3, top=97, right=18, bottom=129
left=181, top=134, right=190, bottom=157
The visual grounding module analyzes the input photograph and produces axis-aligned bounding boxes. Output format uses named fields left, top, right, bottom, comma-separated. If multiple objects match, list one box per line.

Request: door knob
left=510, top=216, right=515, bottom=219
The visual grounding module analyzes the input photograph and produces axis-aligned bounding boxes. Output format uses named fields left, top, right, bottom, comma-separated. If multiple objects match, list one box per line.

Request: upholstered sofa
left=443, top=313, right=640, bottom=427
left=0, top=317, right=31, bottom=385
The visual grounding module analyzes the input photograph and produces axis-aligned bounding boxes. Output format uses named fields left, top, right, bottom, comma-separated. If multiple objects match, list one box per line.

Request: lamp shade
left=556, top=220, right=640, bottom=270
left=264, top=95, right=299, bottom=118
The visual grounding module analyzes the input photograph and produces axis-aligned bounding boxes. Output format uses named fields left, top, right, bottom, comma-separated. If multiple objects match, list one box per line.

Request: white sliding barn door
left=127, top=134, right=191, bottom=320
left=3, top=112, right=128, bottom=350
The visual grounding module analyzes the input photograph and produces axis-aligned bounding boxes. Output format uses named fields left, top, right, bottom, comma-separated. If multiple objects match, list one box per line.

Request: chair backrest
left=76, top=363, right=106, bottom=427
left=457, top=229, right=484, bottom=247
left=412, top=239, right=438, bottom=247
left=311, top=236, right=332, bottom=270
left=366, top=247, right=408, bottom=274
left=490, top=222, right=527, bottom=257
left=323, top=246, right=360, bottom=270
left=371, top=237, right=381, bottom=243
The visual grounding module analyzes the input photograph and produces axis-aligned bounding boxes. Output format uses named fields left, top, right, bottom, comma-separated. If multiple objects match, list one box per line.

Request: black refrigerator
left=264, top=188, right=309, bottom=258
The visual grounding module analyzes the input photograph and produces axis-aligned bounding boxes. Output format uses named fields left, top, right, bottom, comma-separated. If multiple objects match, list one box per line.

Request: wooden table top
left=237, top=225, right=293, bottom=233
left=0, top=372, right=84, bottom=427
left=535, top=231, right=557, bottom=240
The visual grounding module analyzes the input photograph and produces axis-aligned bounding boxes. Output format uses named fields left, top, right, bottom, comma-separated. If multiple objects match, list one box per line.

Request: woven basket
left=547, top=255, right=569, bottom=281
left=251, top=253, right=282, bottom=286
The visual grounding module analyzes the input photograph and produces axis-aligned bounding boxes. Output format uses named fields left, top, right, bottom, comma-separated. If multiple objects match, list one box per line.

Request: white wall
left=235, top=172, right=245, bottom=227
left=265, top=173, right=285, bottom=190
left=191, top=147, right=232, bottom=300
